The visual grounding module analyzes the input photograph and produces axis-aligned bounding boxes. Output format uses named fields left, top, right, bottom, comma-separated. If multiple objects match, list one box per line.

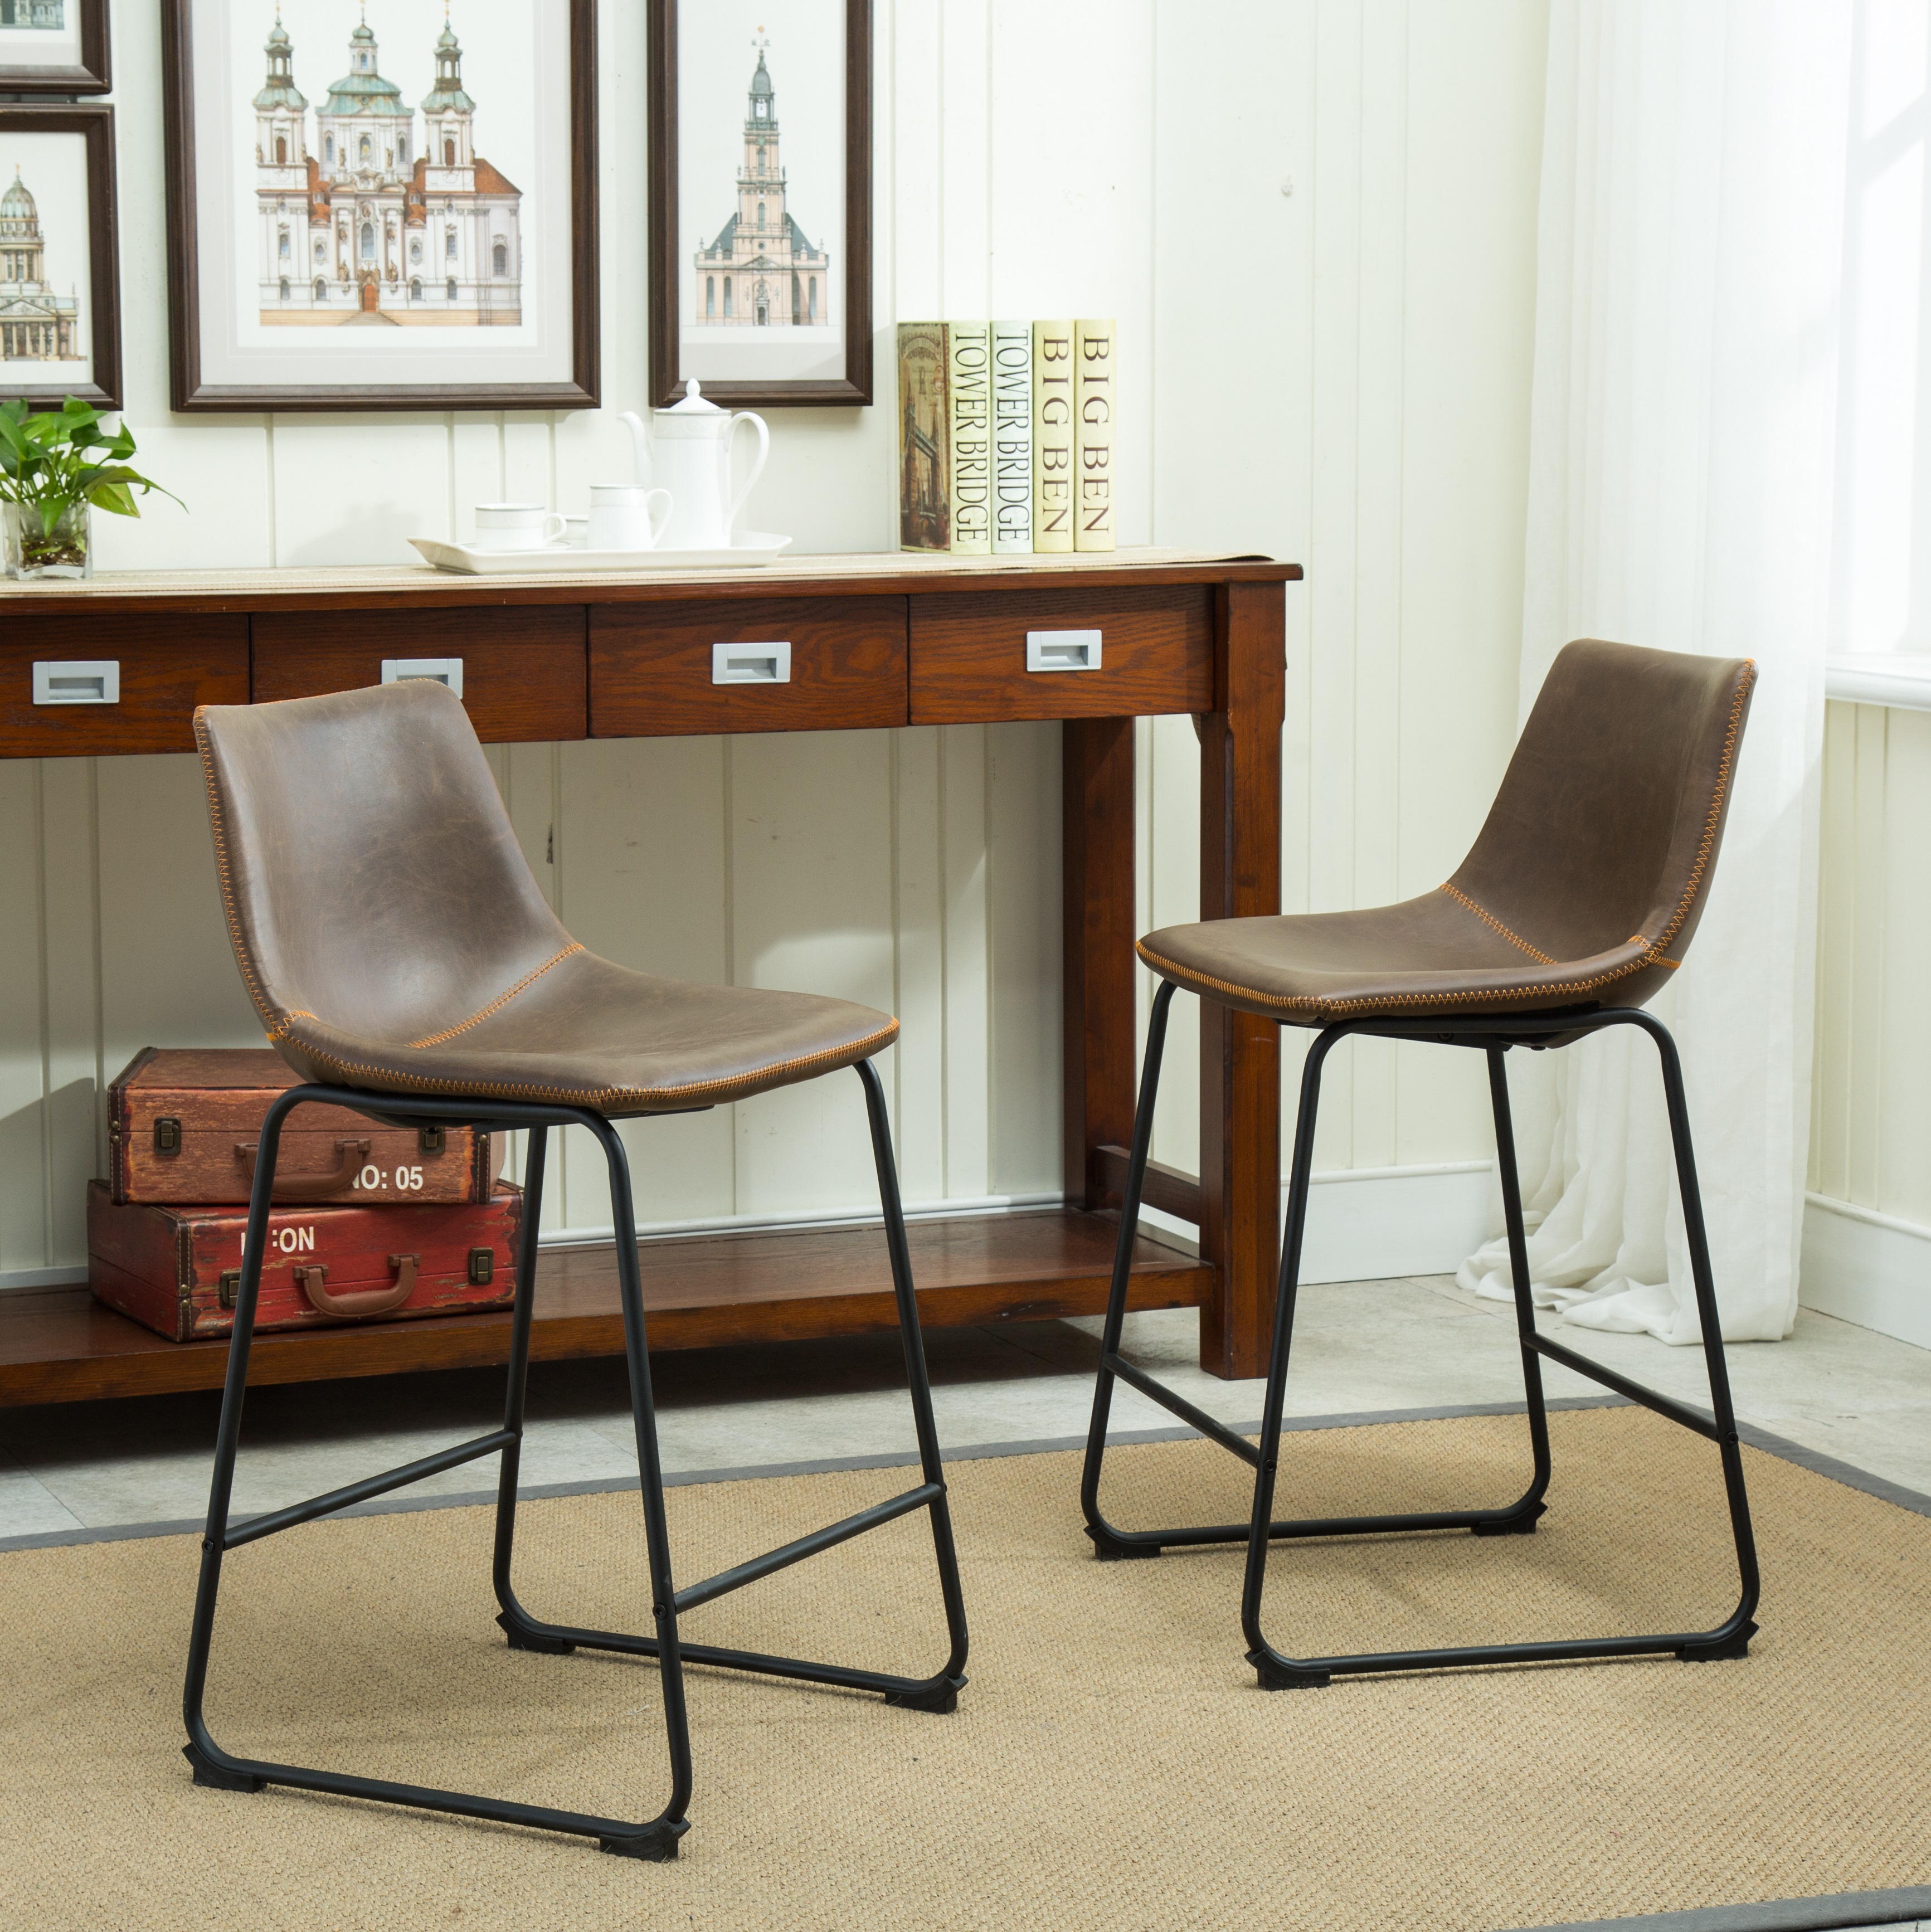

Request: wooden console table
left=0, top=547, right=1296, bottom=1404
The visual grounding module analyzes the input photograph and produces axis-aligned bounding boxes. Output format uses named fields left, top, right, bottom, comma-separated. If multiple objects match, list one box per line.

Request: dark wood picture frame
left=0, top=103, right=122, bottom=411
left=0, top=0, right=110, bottom=96
left=648, top=0, right=872, bottom=410
left=159, top=0, right=599, bottom=413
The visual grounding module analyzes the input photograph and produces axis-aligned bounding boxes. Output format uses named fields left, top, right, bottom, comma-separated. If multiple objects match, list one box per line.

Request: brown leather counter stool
left=183, top=680, right=967, bottom=1860
left=1082, top=639, right=1762, bottom=1688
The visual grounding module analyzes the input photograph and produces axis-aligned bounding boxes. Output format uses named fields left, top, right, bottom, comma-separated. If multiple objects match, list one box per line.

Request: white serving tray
left=408, top=532, right=792, bottom=575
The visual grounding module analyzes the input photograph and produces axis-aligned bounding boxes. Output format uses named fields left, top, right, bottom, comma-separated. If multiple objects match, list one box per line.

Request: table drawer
left=590, top=597, right=907, bottom=737
left=908, top=585, right=1213, bottom=723
left=251, top=606, right=587, bottom=742
left=0, top=615, right=249, bottom=758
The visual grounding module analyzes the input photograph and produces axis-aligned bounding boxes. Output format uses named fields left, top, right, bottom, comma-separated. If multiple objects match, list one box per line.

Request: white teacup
left=473, top=503, right=566, bottom=551
left=558, top=514, right=590, bottom=549
left=588, top=485, right=673, bottom=553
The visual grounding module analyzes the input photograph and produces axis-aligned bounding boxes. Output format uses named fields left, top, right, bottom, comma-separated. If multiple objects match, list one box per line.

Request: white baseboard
left=1801, top=1193, right=1931, bottom=1350
left=1297, top=1162, right=1494, bottom=1284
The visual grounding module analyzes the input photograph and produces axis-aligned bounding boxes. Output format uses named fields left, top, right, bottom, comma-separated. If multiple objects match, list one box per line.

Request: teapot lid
left=661, top=377, right=726, bottom=416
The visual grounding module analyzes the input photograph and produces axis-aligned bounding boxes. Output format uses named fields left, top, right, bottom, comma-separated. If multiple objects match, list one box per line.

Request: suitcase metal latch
left=218, top=1269, right=241, bottom=1310
left=468, top=1247, right=494, bottom=1286
left=419, top=1126, right=445, bottom=1154
left=154, top=1117, right=182, bottom=1154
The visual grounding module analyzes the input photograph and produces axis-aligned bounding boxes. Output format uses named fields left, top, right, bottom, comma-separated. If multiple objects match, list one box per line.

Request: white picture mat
left=677, top=0, right=844, bottom=385
left=190, top=0, right=575, bottom=390
left=0, top=4, right=84, bottom=74
left=0, top=128, right=92, bottom=387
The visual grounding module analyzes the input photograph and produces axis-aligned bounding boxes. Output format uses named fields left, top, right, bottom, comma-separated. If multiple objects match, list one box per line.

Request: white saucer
left=408, top=532, right=792, bottom=575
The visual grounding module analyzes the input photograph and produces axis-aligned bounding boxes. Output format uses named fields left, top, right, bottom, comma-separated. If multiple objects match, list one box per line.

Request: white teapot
left=617, top=381, right=769, bottom=552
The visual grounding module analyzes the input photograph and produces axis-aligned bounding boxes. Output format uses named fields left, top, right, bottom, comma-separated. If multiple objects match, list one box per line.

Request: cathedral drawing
left=252, top=8, right=522, bottom=326
left=0, top=168, right=80, bottom=363
left=693, top=42, right=831, bottom=329
left=0, top=2, right=66, bottom=27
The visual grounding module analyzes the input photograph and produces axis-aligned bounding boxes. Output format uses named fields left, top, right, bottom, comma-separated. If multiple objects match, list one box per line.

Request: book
left=947, top=323, right=993, bottom=554
left=1073, top=318, right=1115, bottom=552
left=990, top=320, right=1034, bottom=553
left=897, top=322, right=950, bottom=552
left=1032, top=321, right=1075, bottom=552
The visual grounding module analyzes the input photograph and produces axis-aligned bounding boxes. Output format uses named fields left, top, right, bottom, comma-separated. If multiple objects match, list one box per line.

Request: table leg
left=1198, top=583, right=1285, bottom=1379
left=1062, top=716, right=1137, bottom=1210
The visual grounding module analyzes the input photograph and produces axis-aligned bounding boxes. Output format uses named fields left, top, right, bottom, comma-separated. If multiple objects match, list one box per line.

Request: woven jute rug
left=4, top=1405, right=1929, bottom=1931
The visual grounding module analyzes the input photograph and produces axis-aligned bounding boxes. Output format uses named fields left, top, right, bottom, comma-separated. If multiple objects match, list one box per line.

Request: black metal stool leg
left=857, top=1058, right=970, bottom=1707
left=591, top=1115, right=694, bottom=1856
left=1080, top=980, right=1179, bottom=1560
left=1640, top=1013, right=1760, bottom=1660
left=1239, top=1026, right=1343, bottom=1687
left=180, top=1083, right=292, bottom=1793
left=493, top=1125, right=556, bottom=1646
left=1470, top=1047, right=1553, bottom=1535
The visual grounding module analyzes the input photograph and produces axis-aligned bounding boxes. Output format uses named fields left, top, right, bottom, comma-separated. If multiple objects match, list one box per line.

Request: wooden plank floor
left=0, top=1209, right=1210, bottom=1407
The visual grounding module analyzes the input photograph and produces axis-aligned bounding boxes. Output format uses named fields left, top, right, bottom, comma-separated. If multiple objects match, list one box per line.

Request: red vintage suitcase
left=86, top=1178, right=522, bottom=1341
left=108, top=1047, right=493, bottom=1207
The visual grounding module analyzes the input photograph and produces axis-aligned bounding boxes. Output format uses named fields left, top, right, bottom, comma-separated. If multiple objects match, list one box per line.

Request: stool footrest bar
left=182, top=1739, right=684, bottom=1854
left=1102, top=1354, right=1263, bottom=1468
left=1526, top=1335, right=1722, bottom=1442
left=223, top=1429, right=518, bottom=1549
left=499, top=1609, right=962, bottom=1701
left=1254, top=1614, right=1759, bottom=1684
left=672, top=1483, right=943, bottom=1613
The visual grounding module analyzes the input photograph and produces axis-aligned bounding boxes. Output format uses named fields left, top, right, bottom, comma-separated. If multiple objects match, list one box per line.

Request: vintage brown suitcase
left=86, top=1179, right=523, bottom=1342
left=108, top=1047, right=493, bottom=1206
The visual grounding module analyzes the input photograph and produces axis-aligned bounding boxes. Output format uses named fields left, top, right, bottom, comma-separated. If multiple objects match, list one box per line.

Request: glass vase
left=3, top=500, right=92, bottom=581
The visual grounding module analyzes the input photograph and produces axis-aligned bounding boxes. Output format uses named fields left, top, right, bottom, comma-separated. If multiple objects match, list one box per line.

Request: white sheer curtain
left=1457, top=1, right=1853, bottom=1343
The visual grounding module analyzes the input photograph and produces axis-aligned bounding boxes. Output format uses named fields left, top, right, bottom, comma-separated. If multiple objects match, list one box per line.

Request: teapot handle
left=726, top=412, right=770, bottom=535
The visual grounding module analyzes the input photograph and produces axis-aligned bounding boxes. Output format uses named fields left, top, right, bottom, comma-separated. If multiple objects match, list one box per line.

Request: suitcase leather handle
left=234, top=1138, right=372, bottom=1199
left=293, top=1254, right=417, bottom=1320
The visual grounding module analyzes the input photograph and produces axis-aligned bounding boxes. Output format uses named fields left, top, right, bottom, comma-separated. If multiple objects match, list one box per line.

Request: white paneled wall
left=1, top=0, right=1549, bottom=1285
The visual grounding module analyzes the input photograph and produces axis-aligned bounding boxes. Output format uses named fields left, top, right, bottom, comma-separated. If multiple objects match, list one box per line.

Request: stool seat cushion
left=265, top=952, right=899, bottom=1115
left=1140, top=639, right=1757, bottom=1028
left=193, top=679, right=897, bottom=1115
left=1137, top=901, right=1665, bottom=1026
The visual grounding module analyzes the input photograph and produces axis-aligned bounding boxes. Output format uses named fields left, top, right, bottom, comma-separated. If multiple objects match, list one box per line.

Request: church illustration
left=0, top=168, right=80, bottom=363
left=0, top=2, right=66, bottom=27
left=252, top=8, right=522, bottom=326
left=693, top=42, right=831, bottom=329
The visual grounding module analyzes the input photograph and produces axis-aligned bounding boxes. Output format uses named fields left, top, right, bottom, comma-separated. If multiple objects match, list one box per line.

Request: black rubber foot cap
left=1678, top=1621, right=1757, bottom=1663
left=498, top=1610, right=576, bottom=1655
left=599, top=1820, right=687, bottom=1862
left=1084, top=1524, right=1161, bottom=1562
left=884, top=1675, right=967, bottom=1715
left=183, top=1743, right=266, bottom=1792
left=1471, top=1502, right=1548, bottom=1537
left=1250, top=1653, right=1332, bottom=1692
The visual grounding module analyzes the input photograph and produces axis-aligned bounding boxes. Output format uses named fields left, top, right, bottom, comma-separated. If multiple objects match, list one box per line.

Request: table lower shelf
left=0, top=1208, right=1210, bottom=1407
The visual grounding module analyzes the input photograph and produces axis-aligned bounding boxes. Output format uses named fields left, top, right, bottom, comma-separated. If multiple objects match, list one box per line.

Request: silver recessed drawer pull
left=32, top=660, right=120, bottom=705
left=381, top=657, right=465, bottom=698
left=1026, top=630, right=1102, bottom=673
left=712, top=641, right=791, bottom=684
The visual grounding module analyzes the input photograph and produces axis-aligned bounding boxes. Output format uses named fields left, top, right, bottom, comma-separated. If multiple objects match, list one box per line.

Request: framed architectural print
left=160, top=0, right=597, bottom=412
left=648, top=0, right=872, bottom=408
left=0, top=0, right=111, bottom=96
left=0, top=104, right=122, bottom=410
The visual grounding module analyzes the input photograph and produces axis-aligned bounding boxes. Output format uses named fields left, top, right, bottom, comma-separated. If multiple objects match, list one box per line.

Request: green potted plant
left=0, top=396, right=181, bottom=581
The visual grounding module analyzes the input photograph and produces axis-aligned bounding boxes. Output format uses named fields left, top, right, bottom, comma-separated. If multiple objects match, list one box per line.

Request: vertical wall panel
left=0, top=766, right=49, bottom=1273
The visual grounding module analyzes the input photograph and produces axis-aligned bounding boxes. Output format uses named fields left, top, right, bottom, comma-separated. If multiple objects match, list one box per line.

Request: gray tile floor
left=3, top=1271, right=1928, bottom=1541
